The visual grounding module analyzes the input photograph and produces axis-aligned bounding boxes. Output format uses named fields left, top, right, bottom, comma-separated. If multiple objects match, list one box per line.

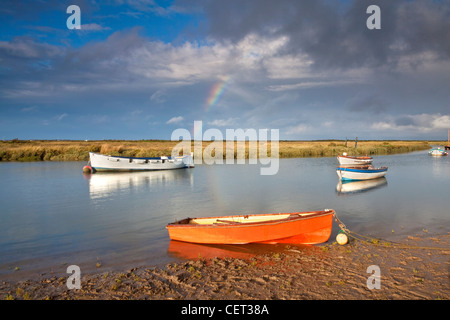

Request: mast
left=447, top=129, right=450, bottom=151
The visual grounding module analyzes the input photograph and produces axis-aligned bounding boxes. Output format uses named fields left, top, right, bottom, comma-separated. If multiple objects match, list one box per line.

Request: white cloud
left=263, top=54, right=313, bottom=80
left=21, top=106, right=38, bottom=112
left=431, top=114, right=450, bottom=129
left=80, top=23, right=111, bottom=31
left=322, top=121, right=334, bottom=128
left=371, top=121, right=395, bottom=131
left=57, top=113, right=68, bottom=121
left=0, top=30, right=374, bottom=101
left=127, top=33, right=310, bottom=85
left=267, top=81, right=347, bottom=91
left=285, top=124, right=310, bottom=135
left=207, top=118, right=237, bottom=127
left=150, top=90, right=167, bottom=103
left=371, top=113, right=450, bottom=132
left=166, top=116, right=184, bottom=124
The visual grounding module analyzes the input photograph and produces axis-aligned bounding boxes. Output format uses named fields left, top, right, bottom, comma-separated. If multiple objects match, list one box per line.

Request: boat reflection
left=336, top=177, right=387, bottom=195
left=431, top=155, right=450, bottom=179
left=85, top=169, right=193, bottom=199
left=168, top=241, right=256, bottom=260
left=167, top=240, right=308, bottom=261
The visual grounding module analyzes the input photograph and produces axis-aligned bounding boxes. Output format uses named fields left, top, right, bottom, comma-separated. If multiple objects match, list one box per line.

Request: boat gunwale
left=166, top=210, right=335, bottom=229
left=91, top=166, right=187, bottom=172
left=89, top=152, right=186, bottom=161
left=337, top=155, right=373, bottom=160
left=336, top=166, right=388, bottom=173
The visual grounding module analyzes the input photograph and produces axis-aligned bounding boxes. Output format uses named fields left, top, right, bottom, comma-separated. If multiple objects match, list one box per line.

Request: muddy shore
left=1, top=233, right=448, bottom=302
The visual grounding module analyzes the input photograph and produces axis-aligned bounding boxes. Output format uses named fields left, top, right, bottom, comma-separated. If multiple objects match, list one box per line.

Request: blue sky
left=1, top=0, right=449, bottom=140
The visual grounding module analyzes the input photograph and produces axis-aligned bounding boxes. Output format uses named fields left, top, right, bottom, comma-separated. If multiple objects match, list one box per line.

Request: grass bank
left=0, top=139, right=439, bottom=162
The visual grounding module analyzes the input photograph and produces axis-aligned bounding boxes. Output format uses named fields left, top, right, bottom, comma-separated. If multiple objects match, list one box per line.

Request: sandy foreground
left=1, top=233, right=448, bottom=303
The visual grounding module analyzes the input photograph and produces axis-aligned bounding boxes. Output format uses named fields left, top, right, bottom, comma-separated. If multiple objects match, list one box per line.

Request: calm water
left=1, top=150, right=449, bottom=280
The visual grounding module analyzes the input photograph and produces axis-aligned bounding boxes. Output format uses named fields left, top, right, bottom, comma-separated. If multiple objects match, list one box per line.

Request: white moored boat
left=428, top=148, right=448, bottom=157
left=84, top=152, right=194, bottom=173
left=336, top=165, right=388, bottom=181
left=337, top=153, right=373, bottom=165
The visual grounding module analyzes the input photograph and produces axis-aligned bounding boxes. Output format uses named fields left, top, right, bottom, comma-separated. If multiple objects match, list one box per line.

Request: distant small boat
left=428, top=148, right=448, bottom=157
left=166, top=209, right=335, bottom=245
left=336, top=165, right=388, bottom=181
left=337, top=153, right=373, bottom=165
left=84, top=152, right=194, bottom=173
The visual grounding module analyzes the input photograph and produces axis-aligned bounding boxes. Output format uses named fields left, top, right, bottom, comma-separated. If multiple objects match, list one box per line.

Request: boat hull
left=166, top=210, right=334, bottom=245
left=337, top=155, right=373, bottom=165
left=88, top=152, right=194, bottom=172
left=336, top=166, right=388, bottom=181
left=429, top=150, right=448, bottom=156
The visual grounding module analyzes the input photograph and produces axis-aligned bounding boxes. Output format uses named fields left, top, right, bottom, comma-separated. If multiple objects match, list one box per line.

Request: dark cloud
left=347, top=93, right=389, bottom=114
left=0, top=36, right=64, bottom=69
left=58, top=27, right=145, bottom=80
left=394, top=116, right=415, bottom=127
left=197, top=0, right=450, bottom=70
left=0, top=28, right=144, bottom=93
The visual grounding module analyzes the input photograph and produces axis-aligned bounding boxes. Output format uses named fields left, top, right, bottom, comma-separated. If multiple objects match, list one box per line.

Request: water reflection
left=430, top=155, right=450, bottom=179
left=167, top=240, right=310, bottom=261
left=168, top=241, right=256, bottom=260
left=85, top=169, right=194, bottom=199
left=336, top=177, right=387, bottom=195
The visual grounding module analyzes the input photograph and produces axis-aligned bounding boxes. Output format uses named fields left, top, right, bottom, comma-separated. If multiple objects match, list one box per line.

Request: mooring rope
left=333, top=212, right=449, bottom=251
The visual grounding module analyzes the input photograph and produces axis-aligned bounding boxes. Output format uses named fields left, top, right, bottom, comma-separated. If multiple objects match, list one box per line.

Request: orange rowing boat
left=166, top=209, right=334, bottom=244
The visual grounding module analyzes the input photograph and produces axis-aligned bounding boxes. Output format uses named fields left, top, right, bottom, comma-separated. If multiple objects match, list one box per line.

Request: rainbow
left=205, top=76, right=230, bottom=111
left=191, top=76, right=231, bottom=138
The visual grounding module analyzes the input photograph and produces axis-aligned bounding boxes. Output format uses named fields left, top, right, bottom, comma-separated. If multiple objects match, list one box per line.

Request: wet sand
left=1, top=234, right=448, bottom=301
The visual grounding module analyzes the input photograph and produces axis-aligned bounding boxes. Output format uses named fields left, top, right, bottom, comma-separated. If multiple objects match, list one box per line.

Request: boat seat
left=215, top=219, right=241, bottom=224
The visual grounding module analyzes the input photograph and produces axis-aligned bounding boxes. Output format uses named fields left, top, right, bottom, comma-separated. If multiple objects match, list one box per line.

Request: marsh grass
left=0, top=139, right=437, bottom=162
left=277, top=140, right=433, bottom=158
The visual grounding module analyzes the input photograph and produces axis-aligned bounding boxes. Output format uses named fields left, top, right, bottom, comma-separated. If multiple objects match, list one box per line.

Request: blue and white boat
left=336, top=165, right=388, bottom=181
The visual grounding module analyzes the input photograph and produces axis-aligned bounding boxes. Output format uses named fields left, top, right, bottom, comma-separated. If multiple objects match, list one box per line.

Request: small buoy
left=336, top=230, right=348, bottom=245
left=83, top=165, right=93, bottom=174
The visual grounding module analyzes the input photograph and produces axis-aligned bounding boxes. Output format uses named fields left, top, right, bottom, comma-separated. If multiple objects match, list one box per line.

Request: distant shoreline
left=0, top=139, right=444, bottom=162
